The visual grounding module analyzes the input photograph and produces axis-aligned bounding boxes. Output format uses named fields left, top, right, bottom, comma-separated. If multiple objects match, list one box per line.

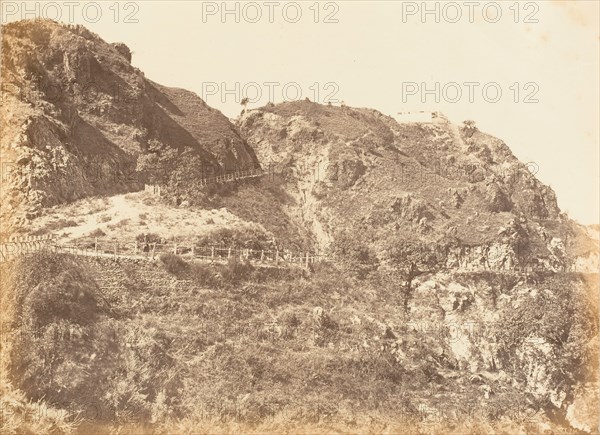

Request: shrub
left=136, top=232, right=162, bottom=243
left=107, top=219, right=130, bottom=230
left=43, top=218, right=78, bottom=232
left=88, top=228, right=106, bottom=238
left=96, top=214, right=112, bottom=224
left=220, top=258, right=254, bottom=285
left=3, top=253, right=121, bottom=412
left=159, top=253, right=189, bottom=275
left=194, top=224, right=273, bottom=251
left=279, top=311, right=301, bottom=329
left=496, top=275, right=598, bottom=392
left=189, top=262, right=219, bottom=287
left=331, top=230, right=378, bottom=279
left=111, top=42, right=132, bottom=62
left=5, top=252, right=102, bottom=326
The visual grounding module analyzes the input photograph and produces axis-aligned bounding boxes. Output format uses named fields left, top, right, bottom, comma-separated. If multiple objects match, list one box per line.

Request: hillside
left=1, top=252, right=598, bottom=434
left=236, top=100, right=597, bottom=271
left=0, top=19, right=598, bottom=435
left=0, top=19, right=260, bottom=233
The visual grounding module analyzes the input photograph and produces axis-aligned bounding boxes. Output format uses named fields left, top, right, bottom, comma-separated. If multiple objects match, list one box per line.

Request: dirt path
left=58, top=194, right=133, bottom=243
left=41, top=192, right=243, bottom=245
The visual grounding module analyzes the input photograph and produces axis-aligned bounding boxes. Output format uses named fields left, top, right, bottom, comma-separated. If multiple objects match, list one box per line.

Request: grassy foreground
left=0, top=252, right=597, bottom=434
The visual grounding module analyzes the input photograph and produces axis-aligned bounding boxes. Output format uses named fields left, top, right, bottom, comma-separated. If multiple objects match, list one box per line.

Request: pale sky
left=3, top=1, right=599, bottom=224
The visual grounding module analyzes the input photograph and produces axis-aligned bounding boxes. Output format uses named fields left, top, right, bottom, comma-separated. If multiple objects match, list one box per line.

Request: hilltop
left=234, top=100, right=596, bottom=270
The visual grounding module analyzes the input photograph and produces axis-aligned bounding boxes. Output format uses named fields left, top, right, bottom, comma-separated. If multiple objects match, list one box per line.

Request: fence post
left=174, top=244, right=178, bottom=255
left=261, top=250, right=264, bottom=262
left=212, top=246, right=215, bottom=259
left=228, top=247, right=231, bottom=259
left=305, top=252, right=309, bottom=269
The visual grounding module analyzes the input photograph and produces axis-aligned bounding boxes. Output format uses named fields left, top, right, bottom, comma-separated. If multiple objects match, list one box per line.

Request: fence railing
left=0, top=235, right=595, bottom=273
left=199, top=168, right=265, bottom=186
left=0, top=236, right=326, bottom=268
left=0, top=235, right=55, bottom=262
left=145, top=168, right=265, bottom=196
left=87, top=240, right=326, bottom=266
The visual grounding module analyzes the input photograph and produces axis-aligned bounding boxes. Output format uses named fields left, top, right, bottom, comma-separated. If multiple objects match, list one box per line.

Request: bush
left=331, top=230, right=378, bottom=279
left=43, top=218, right=78, bottom=232
left=6, top=252, right=103, bottom=327
left=107, top=219, right=130, bottom=230
left=160, top=253, right=188, bottom=275
left=136, top=232, right=162, bottom=243
left=96, top=214, right=112, bottom=223
left=496, top=274, right=598, bottom=392
left=3, top=253, right=121, bottom=413
left=88, top=228, right=106, bottom=238
left=189, top=262, right=219, bottom=287
left=194, top=224, right=273, bottom=251
left=220, top=258, right=254, bottom=285
left=22, top=273, right=100, bottom=330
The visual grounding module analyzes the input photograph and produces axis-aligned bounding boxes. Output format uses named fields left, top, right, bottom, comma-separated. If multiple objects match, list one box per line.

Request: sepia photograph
left=0, top=1, right=599, bottom=434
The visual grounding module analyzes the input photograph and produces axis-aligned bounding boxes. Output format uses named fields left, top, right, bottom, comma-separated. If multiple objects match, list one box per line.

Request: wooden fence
left=0, top=234, right=54, bottom=262
left=197, top=168, right=265, bottom=186
left=0, top=234, right=595, bottom=273
left=145, top=168, right=265, bottom=196
left=83, top=239, right=326, bottom=267
left=0, top=236, right=326, bottom=268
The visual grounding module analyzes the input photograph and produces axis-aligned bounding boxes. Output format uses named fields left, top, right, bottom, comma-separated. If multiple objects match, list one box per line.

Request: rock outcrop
left=237, top=100, right=589, bottom=269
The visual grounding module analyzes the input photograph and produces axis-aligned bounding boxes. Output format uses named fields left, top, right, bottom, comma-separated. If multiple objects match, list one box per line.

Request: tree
left=385, top=239, right=446, bottom=312
left=331, top=230, right=378, bottom=279
left=241, top=97, right=249, bottom=114
left=462, top=120, right=478, bottom=137
left=463, top=120, right=477, bottom=129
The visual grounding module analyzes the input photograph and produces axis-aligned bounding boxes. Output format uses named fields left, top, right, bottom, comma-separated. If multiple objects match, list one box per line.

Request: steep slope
left=0, top=19, right=260, bottom=233
left=237, top=100, right=596, bottom=271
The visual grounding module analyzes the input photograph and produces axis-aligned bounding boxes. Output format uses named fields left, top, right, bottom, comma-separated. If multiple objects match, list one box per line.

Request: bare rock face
left=389, top=194, right=428, bottom=223
left=484, top=183, right=513, bottom=212
left=329, top=159, right=366, bottom=188
left=566, top=383, right=600, bottom=433
left=406, top=270, right=598, bottom=433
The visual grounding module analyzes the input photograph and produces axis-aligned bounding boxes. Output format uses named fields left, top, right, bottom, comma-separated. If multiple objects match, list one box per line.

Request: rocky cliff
left=1, top=19, right=260, bottom=233
left=237, top=100, right=596, bottom=271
